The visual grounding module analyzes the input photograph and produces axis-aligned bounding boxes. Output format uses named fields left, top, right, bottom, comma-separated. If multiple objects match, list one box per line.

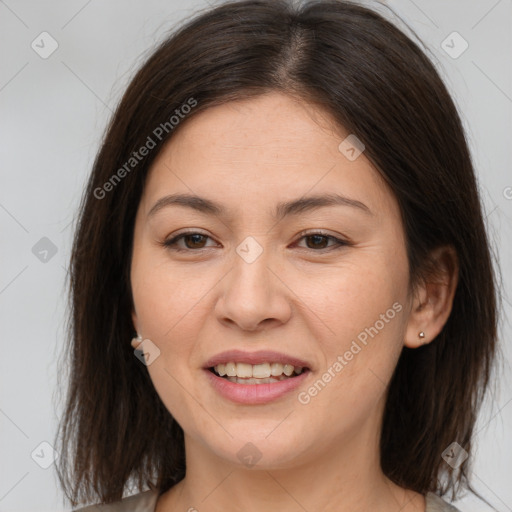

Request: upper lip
left=204, top=350, right=312, bottom=370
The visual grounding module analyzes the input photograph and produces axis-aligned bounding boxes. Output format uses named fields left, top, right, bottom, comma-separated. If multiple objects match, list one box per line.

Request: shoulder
left=72, top=488, right=461, bottom=512
left=73, top=489, right=160, bottom=512
left=425, top=491, right=462, bottom=512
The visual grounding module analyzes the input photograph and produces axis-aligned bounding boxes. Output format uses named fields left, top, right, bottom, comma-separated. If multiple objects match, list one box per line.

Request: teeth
left=236, top=363, right=253, bottom=378
left=225, top=362, right=237, bottom=377
left=226, top=376, right=286, bottom=384
left=283, top=364, right=294, bottom=376
left=252, top=363, right=271, bottom=378
left=213, top=362, right=305, bottom=379
left=270, top=362, right=284, bottom=376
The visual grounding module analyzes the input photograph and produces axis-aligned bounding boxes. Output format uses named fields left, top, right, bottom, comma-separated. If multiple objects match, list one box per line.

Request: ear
left=131, top=310, right=142, bottom=349
left=404, top=245, right=459, bottom=348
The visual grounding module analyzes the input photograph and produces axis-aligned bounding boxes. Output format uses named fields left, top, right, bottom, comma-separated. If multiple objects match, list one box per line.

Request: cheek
left=299, top=254, right=407, bottom=342
left=295, top=249, right=408, bottom=400
left=131, top=252, right=213, bottom=428
left=296, top=303, right=405, bottom=433
left=131, top=245, right=217, bottom=341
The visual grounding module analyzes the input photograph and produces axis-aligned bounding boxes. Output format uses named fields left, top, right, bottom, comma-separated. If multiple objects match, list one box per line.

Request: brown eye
left=296, top=232, right=348, bottom=251
left=162, top=231, right=348, bottom=253
left=182, top=234, right=208, bottom=249
left=163, top=232, right=216, bottom=251
left=304, top=234, right=330, bottom=249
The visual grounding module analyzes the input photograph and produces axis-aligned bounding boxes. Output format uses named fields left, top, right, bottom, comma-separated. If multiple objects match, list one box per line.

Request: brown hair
left=54, top=0, right=499, bottom=507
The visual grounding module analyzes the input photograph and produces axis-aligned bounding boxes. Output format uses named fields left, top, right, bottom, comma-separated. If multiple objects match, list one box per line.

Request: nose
left=214, top=247, right=292, bottom=332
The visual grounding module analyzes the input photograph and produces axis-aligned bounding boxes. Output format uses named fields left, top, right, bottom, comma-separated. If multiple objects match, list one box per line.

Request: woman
left=55, top=1, right=499, bottom=511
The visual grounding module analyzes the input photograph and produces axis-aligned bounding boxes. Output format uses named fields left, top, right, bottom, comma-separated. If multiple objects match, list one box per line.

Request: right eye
left=162, top=232, right=219, bottom=252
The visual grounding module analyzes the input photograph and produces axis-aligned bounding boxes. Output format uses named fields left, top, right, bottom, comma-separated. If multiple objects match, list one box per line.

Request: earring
left=419, top=331, right=426, bottom=341
left=131, top=333, right=143, bottom=349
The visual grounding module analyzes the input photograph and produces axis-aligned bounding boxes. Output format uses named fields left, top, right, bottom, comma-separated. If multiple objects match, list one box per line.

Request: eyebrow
left=147, top=192, right=372, bottom=220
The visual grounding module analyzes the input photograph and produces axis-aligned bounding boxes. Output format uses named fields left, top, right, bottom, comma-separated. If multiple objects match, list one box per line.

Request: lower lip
left=204, top=368, right=310, bottom=405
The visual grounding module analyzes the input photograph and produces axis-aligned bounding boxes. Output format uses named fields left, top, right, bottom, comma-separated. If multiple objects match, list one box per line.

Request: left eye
left=295, top=233, right=346, bottom=250
left=162, top=232, right=347, bottom=252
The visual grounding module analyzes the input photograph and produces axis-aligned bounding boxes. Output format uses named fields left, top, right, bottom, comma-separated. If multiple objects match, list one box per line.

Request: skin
left=130, top=91, right=458, bottom=512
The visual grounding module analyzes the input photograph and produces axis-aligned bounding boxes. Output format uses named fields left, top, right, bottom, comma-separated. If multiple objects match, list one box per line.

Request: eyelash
left=160, top=230, right=350, bottom=253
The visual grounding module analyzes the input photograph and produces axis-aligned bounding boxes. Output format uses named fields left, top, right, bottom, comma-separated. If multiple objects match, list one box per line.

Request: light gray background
left=0, top=1, right=511, bottom=511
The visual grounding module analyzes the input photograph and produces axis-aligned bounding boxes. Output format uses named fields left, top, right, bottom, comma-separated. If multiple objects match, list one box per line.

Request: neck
left=156, top=416, right=425, bottom=512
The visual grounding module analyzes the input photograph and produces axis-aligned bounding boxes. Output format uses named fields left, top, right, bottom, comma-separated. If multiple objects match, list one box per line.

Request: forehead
left=140, top=92, right=397, bottom=221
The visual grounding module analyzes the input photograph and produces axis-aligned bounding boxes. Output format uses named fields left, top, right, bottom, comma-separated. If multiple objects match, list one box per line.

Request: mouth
left=208, top=362, right=310, bottom=385
left=203, top=350, right=312, bottom=403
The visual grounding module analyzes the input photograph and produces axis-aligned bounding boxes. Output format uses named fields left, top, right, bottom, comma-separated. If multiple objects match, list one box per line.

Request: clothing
left=72, top=488, right=461, bottom=511
left=73, top=489, right=159, bottom=511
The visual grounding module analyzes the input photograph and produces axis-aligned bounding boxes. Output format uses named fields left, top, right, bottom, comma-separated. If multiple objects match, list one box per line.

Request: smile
left=205, top=365, right=311, bottom=404
left=211, top=361, right=306, bottom=382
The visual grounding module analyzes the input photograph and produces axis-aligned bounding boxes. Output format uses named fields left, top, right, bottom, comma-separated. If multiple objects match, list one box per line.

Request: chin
left=205, top=429, right=311, bottom=469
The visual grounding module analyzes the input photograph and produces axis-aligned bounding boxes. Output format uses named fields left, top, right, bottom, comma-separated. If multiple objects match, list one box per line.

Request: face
left=130, top=91, right=413, bottom=469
